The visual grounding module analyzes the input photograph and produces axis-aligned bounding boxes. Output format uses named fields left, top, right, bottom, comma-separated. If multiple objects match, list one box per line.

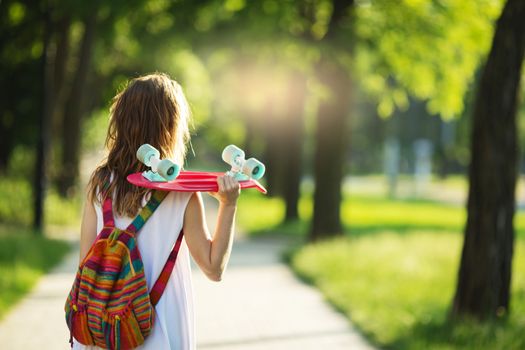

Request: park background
left=1, top=0, right=525, bottom=349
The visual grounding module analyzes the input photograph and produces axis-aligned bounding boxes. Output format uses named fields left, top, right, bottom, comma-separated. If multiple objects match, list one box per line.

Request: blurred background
left=1, top=0, right=525, bottom=349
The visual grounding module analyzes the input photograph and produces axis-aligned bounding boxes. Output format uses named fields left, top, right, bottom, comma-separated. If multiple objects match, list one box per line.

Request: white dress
left=73, top=190, right=195, bottom=350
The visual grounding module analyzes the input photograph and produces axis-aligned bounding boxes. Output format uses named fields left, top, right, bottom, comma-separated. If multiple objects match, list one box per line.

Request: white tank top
left=73, top=190, right=195, bottom=350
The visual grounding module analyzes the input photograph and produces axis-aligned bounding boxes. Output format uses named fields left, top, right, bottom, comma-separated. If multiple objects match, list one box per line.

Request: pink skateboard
left=127, top=170, right=267, bottom=194
left=127, top=144, right=267, bottom=194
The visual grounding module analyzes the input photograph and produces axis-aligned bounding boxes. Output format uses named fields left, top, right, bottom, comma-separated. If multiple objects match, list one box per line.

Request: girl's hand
left=208, top=174, right=240, bottom=206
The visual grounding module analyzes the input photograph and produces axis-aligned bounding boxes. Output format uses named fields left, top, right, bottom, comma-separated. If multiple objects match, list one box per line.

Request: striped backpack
left=65, top=190, right=183, bottom=349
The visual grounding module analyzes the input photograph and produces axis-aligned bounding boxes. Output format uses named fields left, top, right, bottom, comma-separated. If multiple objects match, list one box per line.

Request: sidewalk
left=193, top=235, right=376, bottom=350
left=0, top=230, right=375, bottom=350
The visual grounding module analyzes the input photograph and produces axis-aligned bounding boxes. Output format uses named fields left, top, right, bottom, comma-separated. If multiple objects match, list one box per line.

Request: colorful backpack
left=65, top=190, right=184, bottom=350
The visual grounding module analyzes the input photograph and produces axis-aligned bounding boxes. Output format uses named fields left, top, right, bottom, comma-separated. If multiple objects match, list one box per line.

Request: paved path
left=193, top=235, right=375, bottom=350
left=0, top=203, right=375, bottom=349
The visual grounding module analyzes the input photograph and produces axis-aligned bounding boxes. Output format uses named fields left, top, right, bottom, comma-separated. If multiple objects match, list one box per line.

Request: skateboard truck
left=222, top=145, right=266, bottom=182
left=136, top=144, right=180, bottom=182
left=136, top=143, right=265, bottom=184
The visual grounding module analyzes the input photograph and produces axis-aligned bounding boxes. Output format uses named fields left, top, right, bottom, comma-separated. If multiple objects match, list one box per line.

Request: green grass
left=240, top=194, right=525, bottom=239
left=237, top=191, right=287, bottom=232
left=0, top=226, right=70, bottom=320
left=0, top=177, right=81, bottom=228
left=0, top=177, right=32, bottom=224
left=238, top=190, right=525, bottom=238
left=290, top=233, right=525, bottom=350
left=341, top=195, right=465, bottom=234
left=0, top=174, right=77, bottom=320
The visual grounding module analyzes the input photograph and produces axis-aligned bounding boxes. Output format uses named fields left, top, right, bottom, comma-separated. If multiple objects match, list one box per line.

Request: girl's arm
left=183, top=175, right=240, bottom=282
left=79, top=198, right=98, bottom=264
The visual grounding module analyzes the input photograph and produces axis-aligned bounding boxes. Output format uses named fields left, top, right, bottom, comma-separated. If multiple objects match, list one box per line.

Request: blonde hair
left=87, top=73, right=191, bottom=217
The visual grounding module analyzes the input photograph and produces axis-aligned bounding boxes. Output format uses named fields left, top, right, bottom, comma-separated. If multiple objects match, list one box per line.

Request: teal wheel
left=243, top=158, right=265, bottom=180
left=137, top=144, right=159, bottom=167
left=157, top=159, right=180, bottom=181
left=222, top=145, right=244, bottom=166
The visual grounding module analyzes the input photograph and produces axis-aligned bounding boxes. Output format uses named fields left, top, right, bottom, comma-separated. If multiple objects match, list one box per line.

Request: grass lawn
left=291, top=233, right=525, bottom=350
left=0, top=177, right=81, bottom=227
left=0, top=226, right=70, bottom=320
left=237, top=178, right=525, bottom=349
left=0, top=176, right=76, bottom=320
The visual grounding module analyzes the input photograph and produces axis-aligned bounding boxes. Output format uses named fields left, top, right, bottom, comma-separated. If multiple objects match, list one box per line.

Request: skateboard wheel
left=243, top=158, right=265, bottom=180
left=222, top=145, right=244, bottom=166
left=137, top=144, right=159, bottom=167
left=157, top=159, right=180, bottom=181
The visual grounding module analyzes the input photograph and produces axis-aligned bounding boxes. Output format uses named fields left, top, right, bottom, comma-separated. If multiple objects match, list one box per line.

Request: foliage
left=0, top=0, right=44, bottom=164
left=354, top=0, right=504, bottom=119
left=0, top=227, right=70, bottom=320
left=81, top=109, right=110, bottom=152
left=1, top=0, right=508, bottom=179
left=0, top=176, right=32, bottom=225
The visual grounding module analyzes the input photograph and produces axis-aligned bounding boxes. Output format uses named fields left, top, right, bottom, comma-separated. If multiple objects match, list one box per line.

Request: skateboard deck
left=127, top=170, right=267, bottom=194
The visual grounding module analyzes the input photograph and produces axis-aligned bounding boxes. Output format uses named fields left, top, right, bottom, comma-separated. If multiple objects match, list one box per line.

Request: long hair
left=87, top=73, right=191, bottom=217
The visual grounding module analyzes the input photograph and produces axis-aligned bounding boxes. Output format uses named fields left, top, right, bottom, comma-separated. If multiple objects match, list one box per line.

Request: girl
left=75, top=73, right=240, bottom=349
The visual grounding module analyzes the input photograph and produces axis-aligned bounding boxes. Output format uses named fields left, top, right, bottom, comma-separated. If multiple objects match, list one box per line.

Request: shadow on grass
left=251, top=220, right=525, bottom=242
left=389, top=315, right=525, bottom=350
left=344, top=194, right=464, bottom=207
left=248, top=219, right=464, bottom=238
left=347, top=224, right=461, bottom=237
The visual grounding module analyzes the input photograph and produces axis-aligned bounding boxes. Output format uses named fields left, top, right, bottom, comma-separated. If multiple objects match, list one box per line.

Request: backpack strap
left=149, top=230, right=184, bottom=306
left=102, top=187, right=181, bottom=306
left=102, top=197, right=115, bottom=227
left=101, top=179, right=115, bottom=227
left=124, top=190, right=183, bottom=305
left=126, top=190, right=168, bottom=233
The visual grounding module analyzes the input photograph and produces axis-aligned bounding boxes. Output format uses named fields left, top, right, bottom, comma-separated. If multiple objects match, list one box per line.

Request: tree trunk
left=58, top=13, right=96, bottom=197
left=310, top=57, right=351, bottom=240
left=452, top=0, right=525, bottom=320
left=51, top=16, right=70, bottom=127
left=283, top=71, right=307, bottom=222
left=309, top=0, right=354, bottom=241
left=0, top=122, right=13, bottom=172
left=53, top=18, right=70, bottom=91
left=262, top=97, right=284, bottom=197
left=33, top=6, right=54, bottom=232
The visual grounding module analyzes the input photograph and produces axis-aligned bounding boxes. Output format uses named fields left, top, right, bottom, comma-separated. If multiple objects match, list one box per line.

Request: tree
left=306, top=0, right=499, bottom=240
left=310, top=0, right=355, bottom=240
left=33, top=2, right=54, bottom=232
left=57, top=11, right=97, bottom=196
left=182, top=1, right=313, bottom=221
left=183, top=0, right=497, bottom=238
left=452, top=0, right=525, bottom=319
left=283, top=71, right=307, bottom=221
left=0, top=0, right=45, bottom=172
